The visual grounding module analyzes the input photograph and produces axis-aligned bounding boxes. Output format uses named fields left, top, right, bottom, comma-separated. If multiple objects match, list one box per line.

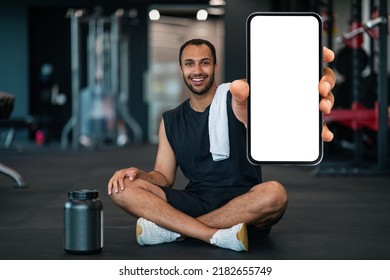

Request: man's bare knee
left=110, top=184, right=135, bottom=208
left=253, top=180, right=288, bottom=214
left=247, top=181, right=288, bottom=228
left=110, top=179, right=166, bottom=208
left=267, top=181, right=288, bottom=211
left=268, top=181, right=288, bottom=215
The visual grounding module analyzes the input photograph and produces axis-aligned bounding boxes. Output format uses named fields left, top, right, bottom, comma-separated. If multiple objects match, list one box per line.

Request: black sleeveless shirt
left=163, top=91, right=262, bottom=191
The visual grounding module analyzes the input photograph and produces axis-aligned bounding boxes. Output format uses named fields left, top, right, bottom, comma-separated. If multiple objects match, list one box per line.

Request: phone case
left=247, top=12, right=323, bottom=165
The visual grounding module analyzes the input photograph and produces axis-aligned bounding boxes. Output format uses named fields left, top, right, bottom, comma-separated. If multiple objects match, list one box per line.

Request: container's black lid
left=68, top=189, right=99, bottom=200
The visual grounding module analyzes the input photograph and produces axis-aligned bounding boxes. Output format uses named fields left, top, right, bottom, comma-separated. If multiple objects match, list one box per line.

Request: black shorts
left=160, top=185, right=253, bottom=218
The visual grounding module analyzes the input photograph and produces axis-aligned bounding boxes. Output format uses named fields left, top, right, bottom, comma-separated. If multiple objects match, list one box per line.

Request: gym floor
left=0, top=143, right=389, bottom=260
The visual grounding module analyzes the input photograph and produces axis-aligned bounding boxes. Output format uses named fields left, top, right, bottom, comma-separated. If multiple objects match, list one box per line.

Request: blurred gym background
left=1, top=0, right=390, bottom=261
left=1, top=0, right=389, bottom=181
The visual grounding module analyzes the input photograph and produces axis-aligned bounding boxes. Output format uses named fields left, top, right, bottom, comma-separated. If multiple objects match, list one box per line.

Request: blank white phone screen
left=247, top=13, right=323, bottom=165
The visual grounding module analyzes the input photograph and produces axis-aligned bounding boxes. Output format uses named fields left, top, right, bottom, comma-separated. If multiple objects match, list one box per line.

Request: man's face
left=180, top=44, right=217, bottom=95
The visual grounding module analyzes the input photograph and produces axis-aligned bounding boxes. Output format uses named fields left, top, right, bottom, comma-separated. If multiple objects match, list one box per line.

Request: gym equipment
left=334, top=16, right=387, bottom=45
left=317, top=0, right=389, bottom=175
left=61, top=8, right=142, bottom=149
left=0, top=92, right=29, bottom=187
left=325, top=102, right=389, bottom=131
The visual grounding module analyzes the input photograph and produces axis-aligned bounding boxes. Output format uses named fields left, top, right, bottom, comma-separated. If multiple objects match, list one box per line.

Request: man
left=108, top=39, right=336, bottom=252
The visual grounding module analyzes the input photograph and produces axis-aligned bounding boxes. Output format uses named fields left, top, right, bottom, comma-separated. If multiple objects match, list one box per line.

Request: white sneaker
left=136, top=217, right=181, bottom=245
left=209, top=223, right=248, bottom=252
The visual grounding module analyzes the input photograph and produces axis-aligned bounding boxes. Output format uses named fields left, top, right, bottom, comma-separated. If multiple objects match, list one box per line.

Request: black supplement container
left=64, top=189, right=103, bottom=254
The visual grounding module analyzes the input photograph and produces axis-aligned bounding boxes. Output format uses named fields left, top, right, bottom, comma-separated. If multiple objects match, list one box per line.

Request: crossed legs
left=110, top=179, right=288, bottom=249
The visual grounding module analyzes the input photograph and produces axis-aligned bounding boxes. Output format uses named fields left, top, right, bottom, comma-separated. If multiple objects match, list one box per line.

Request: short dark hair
left=179, top=38, right=217, bottom=66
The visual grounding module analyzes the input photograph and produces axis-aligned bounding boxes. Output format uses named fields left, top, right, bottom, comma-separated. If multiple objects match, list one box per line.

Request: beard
left=183, top=72, right=215, bottom=96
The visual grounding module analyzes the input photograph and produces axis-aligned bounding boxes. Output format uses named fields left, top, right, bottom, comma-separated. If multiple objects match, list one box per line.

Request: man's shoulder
left=163, top=99, right=189, bottom=117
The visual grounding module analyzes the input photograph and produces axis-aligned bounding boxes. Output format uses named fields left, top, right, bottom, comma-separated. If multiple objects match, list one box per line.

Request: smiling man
left=108, top=38, right=336, bottom=252
left=180, top=41, right=216, bottom=97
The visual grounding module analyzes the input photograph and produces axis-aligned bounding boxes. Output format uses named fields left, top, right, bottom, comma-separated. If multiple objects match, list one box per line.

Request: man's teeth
left=192, top=78, right=204, bottom=82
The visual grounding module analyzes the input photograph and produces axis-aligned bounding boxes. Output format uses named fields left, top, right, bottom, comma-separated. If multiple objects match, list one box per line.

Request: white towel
left=209, top=82, right=231, bottom=161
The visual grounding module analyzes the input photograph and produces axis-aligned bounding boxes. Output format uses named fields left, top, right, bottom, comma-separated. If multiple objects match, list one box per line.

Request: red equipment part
left=324, top=103, right=390, bottom=131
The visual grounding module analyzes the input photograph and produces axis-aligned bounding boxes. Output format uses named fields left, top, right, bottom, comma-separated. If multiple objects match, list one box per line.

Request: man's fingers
left=230, top=80, right=249, bottom=127
left=320, top=48, right=336, bottom=142
left=323, top=47, right=335, bottom=63
left=230, top=79, right=249, bottom=103
left=108, top=178, right=119, bottom=195
left=126, top=169, right=139, bottom=182
left=319, top=67, right=336, bottom=98
left=107, top=170, right=129, bottom=195
left=320, top=91, right=335, bottom=115
left=322, top=121, right=334, bottom=142
left=107, top=178, right=114, bottom=195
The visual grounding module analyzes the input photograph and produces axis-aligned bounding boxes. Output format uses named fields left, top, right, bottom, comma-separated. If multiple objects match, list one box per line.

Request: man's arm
left=152, top=119, right=177, bottom=187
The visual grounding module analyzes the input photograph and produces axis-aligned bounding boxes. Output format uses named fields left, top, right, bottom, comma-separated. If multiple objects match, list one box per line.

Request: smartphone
left=247, top=12, right=323, bottom=165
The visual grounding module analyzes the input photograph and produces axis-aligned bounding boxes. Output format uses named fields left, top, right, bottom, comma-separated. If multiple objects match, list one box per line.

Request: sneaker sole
left=136, top=221, right=144, bottom=245
left=236, top=223, right=249, bottom=251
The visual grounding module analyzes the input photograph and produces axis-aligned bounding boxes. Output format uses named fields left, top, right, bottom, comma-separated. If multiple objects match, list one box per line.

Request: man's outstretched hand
left=230, top=46, right=336, bottom=142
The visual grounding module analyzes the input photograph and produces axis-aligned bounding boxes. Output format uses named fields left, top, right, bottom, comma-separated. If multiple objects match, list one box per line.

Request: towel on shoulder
left=209, top=82, right=231, bottom=161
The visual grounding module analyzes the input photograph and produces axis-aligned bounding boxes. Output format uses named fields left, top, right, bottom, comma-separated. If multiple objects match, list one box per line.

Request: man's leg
left=197, top=181, right=288, bottom=230
left=111, top=178, right=217, bottom=243
left=111, top=179, right=286, bottom=250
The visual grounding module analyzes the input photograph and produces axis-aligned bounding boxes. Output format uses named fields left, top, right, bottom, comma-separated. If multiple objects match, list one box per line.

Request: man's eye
left=185, top=62, right=194, bottom=67
left=202, top=61, right=210, bottom=65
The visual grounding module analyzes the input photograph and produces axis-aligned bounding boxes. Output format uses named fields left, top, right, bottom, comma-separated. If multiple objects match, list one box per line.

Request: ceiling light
left=197, top=9, right=208, bottom=21
left=209, top=0, right=226, bottom=6
left=149, top=9, right=160, bottom=21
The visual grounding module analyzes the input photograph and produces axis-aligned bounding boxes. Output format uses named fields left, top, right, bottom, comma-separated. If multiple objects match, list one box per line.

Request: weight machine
left=61, top=8, right=142, bottom=149
left=316, top=0, right=389, bottom=175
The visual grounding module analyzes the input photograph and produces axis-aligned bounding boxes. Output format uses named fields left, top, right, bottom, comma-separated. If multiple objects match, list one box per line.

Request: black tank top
left=163, top=91, right=262, bottom=190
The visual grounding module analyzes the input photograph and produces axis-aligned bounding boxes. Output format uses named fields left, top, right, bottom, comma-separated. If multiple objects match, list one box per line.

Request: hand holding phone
left=247, top=12, right=323, bottom=165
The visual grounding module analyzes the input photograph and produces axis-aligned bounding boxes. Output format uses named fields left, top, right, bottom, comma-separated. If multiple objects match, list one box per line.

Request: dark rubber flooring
left=1, top=144, right=389, bottom=260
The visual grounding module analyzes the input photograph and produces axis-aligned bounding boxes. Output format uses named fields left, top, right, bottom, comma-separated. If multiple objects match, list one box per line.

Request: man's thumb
left=230, top=80, right=249, bottom=103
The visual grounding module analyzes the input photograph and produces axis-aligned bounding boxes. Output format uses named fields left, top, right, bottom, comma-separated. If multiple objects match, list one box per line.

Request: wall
left=0, top=2, right=28, bottom=118
left=224, top=0, right=272, bottom=81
